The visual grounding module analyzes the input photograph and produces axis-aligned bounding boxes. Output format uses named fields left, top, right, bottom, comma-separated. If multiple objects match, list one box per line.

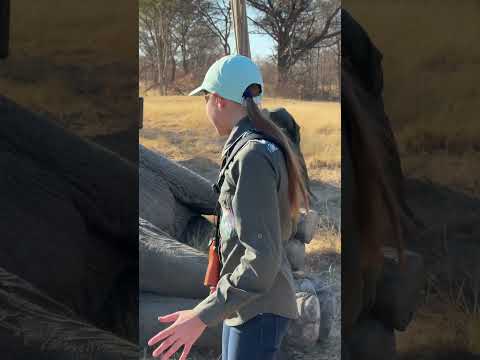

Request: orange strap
left=204, top=239, right=221, bottom=287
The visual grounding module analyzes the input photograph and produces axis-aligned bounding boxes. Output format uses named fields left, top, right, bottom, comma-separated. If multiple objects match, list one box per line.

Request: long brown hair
left=244, top=84, right=309, bottom=219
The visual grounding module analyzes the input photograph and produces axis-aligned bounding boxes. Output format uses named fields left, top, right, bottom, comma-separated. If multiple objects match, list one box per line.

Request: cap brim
left=188, top=85, right=204, bottom=96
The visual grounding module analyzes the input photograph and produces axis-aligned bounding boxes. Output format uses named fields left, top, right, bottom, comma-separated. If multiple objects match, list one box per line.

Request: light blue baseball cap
left=189, top=54, right=263, bottom=104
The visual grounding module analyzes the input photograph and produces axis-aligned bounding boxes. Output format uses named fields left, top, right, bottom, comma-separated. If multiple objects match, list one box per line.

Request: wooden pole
left=0, top=0, right=10, bottom=59
left=231, top=0, right=251, bottom=58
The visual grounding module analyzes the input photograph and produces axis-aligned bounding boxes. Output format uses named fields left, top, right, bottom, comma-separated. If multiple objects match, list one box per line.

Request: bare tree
left=247, top=0, right=340, bottom=90
left=194, top=0, right=233, bottom=55
left=139, top=0, right=176, bottom=94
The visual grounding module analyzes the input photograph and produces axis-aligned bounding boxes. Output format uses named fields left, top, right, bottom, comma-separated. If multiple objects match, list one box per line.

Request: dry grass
left=139, top=91, right=343, bottom=260
left=1, top=0, right=137, bottom=136
left=140, top=94, right=341, bottom=269
left=345, top=2, right=480, bottom=356
left=140, top=94, right=340, bottom=185
left=345, top=0, right=480, bottom=198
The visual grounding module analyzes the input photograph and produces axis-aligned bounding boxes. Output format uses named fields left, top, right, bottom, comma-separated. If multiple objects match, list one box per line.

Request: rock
left=317, top=286, right=337, bottom=339
left=285, top=291, right=321, bottom=348
left=373, top=247, right=425, bottom=331
left=295, top=277, right=318, bottom=293
left=286, top=240, right=306, bottom=271
left=295, top=275, right=337, bottom=340
left=347, top=317, right=396, bottom=360
left=139, top=218, right=209, bottom=299
left=294, top=209, right=320, bottom=244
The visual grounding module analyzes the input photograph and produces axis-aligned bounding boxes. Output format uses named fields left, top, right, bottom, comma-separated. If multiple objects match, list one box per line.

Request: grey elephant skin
left=0, top=95, right=139, bottom=358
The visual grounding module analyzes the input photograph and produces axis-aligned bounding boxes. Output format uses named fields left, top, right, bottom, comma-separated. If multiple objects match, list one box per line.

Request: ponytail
left=243, top=84, right=310, bottom=219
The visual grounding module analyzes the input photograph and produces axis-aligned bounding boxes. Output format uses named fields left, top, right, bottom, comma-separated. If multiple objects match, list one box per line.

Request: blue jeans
left=222, top=313, right=290, bottom=360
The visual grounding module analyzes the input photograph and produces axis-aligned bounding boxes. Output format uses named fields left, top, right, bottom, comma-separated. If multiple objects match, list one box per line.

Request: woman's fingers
left=148, top=311, right=182, bottom=346
left=158, top=311, right=180, bottom=323
left=151, top=335, right=177, bottom=358
left=161, top=340, right=183, bottom=360
left=179, top=343, right=192, bottom=360
left=148, top=326, right=175, bottom=346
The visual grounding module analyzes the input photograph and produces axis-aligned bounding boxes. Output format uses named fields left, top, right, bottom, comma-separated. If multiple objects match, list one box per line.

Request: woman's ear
left=214, top=94, right=226, bottom=109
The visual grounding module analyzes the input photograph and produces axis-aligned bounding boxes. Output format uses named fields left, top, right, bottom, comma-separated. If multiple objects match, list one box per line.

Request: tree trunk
left=277, top=52, right=290, bottom=93
left=156, top=52, right=164, bottom=95
left=181, top=44, right=189, bottom=74
left=170, top=51, right=176, bottom=83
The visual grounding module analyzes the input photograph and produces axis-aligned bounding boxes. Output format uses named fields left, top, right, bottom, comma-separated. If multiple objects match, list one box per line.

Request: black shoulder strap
left=213, top=130, right=283, bottom=194
left=211, top=129, right=284, bottom=264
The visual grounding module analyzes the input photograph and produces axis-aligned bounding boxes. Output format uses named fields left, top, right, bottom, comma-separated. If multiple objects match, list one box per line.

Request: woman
left=148, top=54, right=309, bottom=360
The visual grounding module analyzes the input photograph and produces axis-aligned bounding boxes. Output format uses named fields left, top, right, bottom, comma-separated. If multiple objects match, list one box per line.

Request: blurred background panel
left=1, top=0, right=138, bottom=137
left=343, top=2, right=480, bottom=358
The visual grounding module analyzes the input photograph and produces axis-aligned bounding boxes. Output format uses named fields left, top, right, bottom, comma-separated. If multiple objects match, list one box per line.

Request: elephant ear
left=268, top=107, right=318, bottom=204
left=269, top=107, right=301, bottom=146
left=0, top=0, right=10, bottom=59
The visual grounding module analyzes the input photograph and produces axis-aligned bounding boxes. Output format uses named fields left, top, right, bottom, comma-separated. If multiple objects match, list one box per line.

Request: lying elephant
left=0, top=95, right=138, bottom=356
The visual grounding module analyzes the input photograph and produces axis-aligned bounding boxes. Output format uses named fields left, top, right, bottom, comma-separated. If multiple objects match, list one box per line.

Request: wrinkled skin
left=0, top=95, right=138, bottom=358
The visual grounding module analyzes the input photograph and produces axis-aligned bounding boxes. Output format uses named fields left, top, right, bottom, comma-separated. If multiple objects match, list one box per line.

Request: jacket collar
left=221, top=116, right=254, bottom=159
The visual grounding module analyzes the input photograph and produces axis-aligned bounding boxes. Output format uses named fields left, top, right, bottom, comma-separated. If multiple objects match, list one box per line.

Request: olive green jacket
left=192, top=116, right=299, bottom=327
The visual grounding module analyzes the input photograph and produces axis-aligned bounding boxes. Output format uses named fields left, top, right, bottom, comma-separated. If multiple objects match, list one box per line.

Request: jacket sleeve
left=192, top=147, right=283, bottom=327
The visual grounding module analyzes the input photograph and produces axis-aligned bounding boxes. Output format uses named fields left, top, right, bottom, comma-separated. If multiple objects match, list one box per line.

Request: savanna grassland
left=139, top=94, right=341, bottom=258
left=0, top=0, right=138, bottom=136
left=345, top=1, right=480, bottom=357
left=140, top=94, right=341, bottom=360
left=140, top=95, right=340, bottom=185
left=346, top=0, right=480, bottom=198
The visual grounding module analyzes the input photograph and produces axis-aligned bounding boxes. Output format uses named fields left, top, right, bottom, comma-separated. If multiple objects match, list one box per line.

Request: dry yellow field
left=346, top=2, right=480, bottom=355
left=1, top=0, right=137, bottom=136
left=140, top=94, right=342, bottom=275
left=140, top=94, right=341, bottom=360
left=345, top=0, right=480, bottom=197
left=140, top=95, right=340, bottom=185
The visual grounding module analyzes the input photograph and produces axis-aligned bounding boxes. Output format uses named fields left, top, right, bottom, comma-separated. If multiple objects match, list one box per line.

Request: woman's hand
left=209, top=286, right=216, bottom=295
left=148, top=309, right=207, bottom=360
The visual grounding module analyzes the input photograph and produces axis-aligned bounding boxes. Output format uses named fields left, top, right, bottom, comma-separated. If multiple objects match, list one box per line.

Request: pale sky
left=228, top=8, right=276, bottom=61
left=228, top=32, right=276, bottom=60
left=139, top=8, right=276, bottom=60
